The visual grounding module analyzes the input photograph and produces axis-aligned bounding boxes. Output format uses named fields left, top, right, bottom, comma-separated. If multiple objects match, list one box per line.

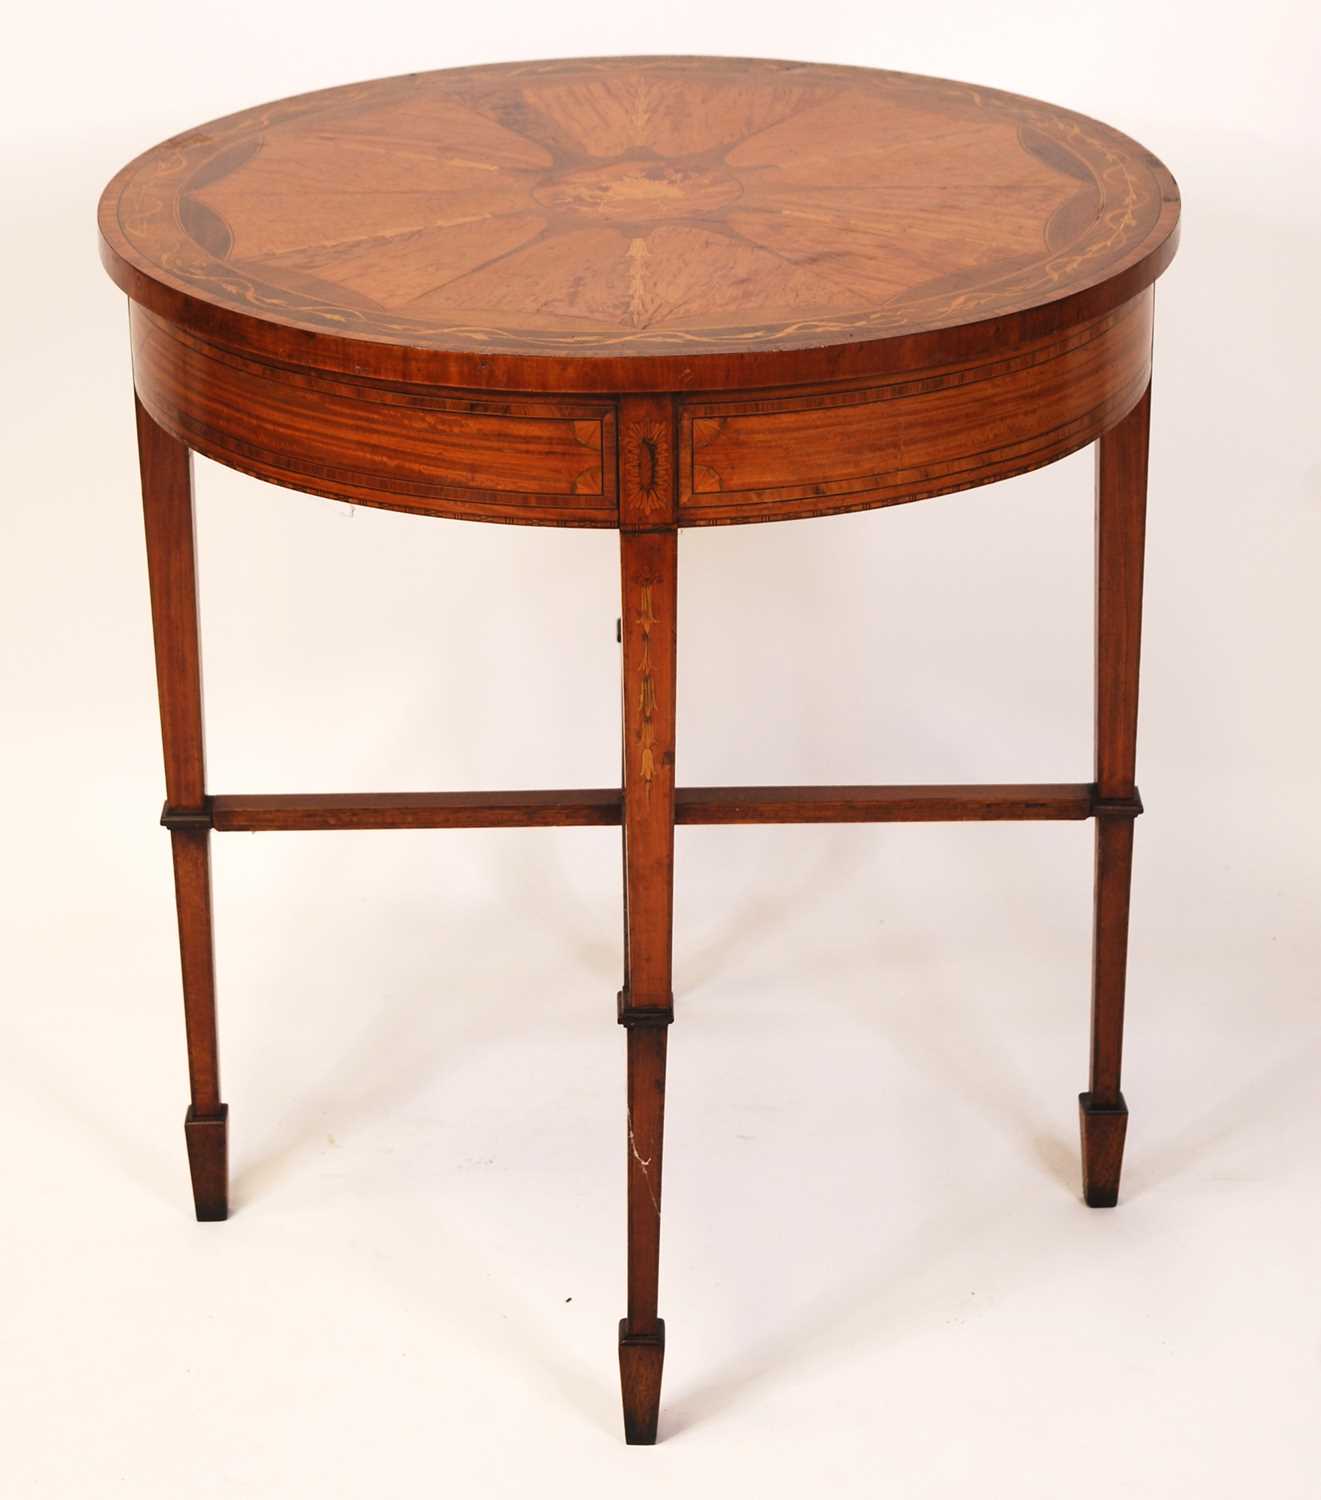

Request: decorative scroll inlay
left=635, top=581, right=660, bottom=802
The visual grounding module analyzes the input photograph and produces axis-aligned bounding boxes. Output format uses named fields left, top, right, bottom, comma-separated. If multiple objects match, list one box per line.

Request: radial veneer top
left=99, top=57, right=1179, bottom=390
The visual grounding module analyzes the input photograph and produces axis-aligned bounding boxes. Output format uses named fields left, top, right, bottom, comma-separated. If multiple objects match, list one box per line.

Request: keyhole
left=639, top=436, right=658, bottom=491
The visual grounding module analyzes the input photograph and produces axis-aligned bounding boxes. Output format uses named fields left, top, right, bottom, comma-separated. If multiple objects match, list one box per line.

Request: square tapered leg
left=1084, top=386, right=1150, bottom=1206
left=139, top=398, right=228, bottom=1221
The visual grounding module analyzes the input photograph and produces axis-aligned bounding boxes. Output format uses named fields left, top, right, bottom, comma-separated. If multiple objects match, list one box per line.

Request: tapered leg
left=137, top=397, right=228, bottom=1221
left=617, top=527, right=677, bottom=1443
left=619, top=1026, right=667, bottom=1444
left=1081, top=385, right=1150, bottom=1207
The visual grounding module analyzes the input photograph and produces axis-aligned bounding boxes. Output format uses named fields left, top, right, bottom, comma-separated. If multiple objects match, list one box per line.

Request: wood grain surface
left=201, top=783, right=1102, bottom=830
left=137, top=400, right=227, bottom=1220
left=130, top=306, right=618, bottom=526
left=106, top=56, right=1177, bottom=1440
left=678, top=290, right=1152, bottom=524
left=100, top=57, right=1179, bottom=393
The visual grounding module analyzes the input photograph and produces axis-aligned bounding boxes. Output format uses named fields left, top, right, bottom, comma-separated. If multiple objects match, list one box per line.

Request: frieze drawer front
left=677, top=292, right=1153, bottom=526
left=130, top=307, right=617, bottom=527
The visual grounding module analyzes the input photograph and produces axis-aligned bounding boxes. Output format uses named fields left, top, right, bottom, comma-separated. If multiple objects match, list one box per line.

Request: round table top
left=99, top=56, right=1180, bottom=393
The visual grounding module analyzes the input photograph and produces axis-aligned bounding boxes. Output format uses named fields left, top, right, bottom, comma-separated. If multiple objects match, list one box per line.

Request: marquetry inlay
left=99, top=57, right=1178, bottom=368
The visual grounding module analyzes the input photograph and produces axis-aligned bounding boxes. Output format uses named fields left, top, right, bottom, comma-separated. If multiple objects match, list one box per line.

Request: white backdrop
left=3, top=3, right=1319, bottom=1495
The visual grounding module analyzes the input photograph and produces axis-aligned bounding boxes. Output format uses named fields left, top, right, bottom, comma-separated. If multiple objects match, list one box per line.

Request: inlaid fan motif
left=104, top=58, right=1170, bottom=357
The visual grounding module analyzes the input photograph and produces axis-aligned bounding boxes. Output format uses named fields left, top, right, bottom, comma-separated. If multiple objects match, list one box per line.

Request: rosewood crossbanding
left=100, top=56, right=1179, bottom=1445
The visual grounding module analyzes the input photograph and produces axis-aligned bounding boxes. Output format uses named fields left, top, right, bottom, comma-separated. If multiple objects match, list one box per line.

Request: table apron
left=676, top=291, right=1153, bottom=524
left=129, top=291, right=1152, bottom=530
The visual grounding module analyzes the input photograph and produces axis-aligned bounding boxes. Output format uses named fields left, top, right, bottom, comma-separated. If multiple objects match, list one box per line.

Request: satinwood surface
left=99, top=56, right=1179, bottom=392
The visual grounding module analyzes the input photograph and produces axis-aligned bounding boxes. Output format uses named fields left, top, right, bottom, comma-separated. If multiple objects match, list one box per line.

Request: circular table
left=99, top=56, right=1180, bottom=1443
